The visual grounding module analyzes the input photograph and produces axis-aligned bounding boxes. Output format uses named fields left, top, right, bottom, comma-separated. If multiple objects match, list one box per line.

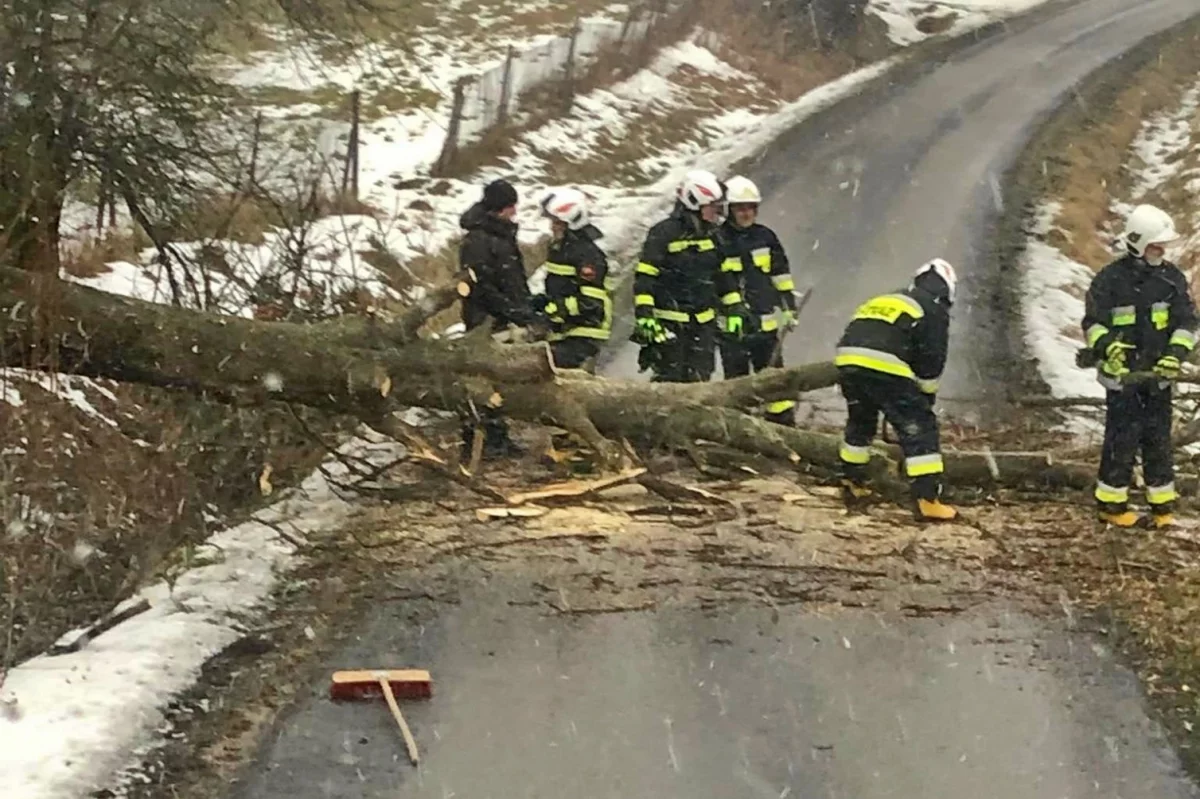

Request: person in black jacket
left=834, top=259, right=957, bottom=521
left=457, top=179, right=535, bottom=458
left=1082, top=204, right=1196, bottom=529
left=632, top=169, right=746, bottom=382
left=717, top=175, right=798, bottom=425
left=531, top=187, right=612, bottom=370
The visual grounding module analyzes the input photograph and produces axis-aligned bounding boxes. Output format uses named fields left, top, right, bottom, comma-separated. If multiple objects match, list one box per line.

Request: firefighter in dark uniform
left=530, top=188, right=612, bottom=370
left=717, top=175, right=798, bottom=425
left=834, top=259, right=958, bottom=521
left=1083, top=204, right=1196, bottom=529
left=632, top=169, right=745, bottom=382
left=457, top=178, right=536, bottom=457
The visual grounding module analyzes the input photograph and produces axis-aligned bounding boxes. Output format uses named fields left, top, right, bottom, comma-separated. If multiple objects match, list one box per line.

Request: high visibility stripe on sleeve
left=916, top=378, right=939, bottom=395
left=1170, top=329, right=1197, bottom=350
left=667, top=239, right=716, bottom=253
left=635, top=293, right=656, bottom=307
left=772, top=274, right=795, bottom=291
left=1111, top=306, right=1136, bottom=326
left=1094, top=482, right=1129, bottom=504
left=721, top=257, right=743, bottom=273
left=695, top=309, right=716, bottom=324
left=579, top=286, right=608, bottom=300
left=544, top=262, right=577, bottom=276
left=565, top=296, right=580, bottom=316
left=636, top=262, right=660, bottom=276
left=1086, top=324, right=1109, bottom=348
left=1147, top=482, right=1178, bottom=505
left=904, top=453, right=944, bottom=477
left=544, top=302, right=559, bottom=316
left=761, top=317, right=779, bottom=332
left=766, top=400, right=796, bottom=414
left=721, top=291, right=743, bottom=306
left=839, top=441, right=871, bottom=465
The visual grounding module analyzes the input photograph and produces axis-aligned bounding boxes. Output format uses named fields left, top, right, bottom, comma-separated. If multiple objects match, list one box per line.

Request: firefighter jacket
left=719, top=221, right=796, bottom=332
left=1083, top=254, right=1197, bottom=387
left=458, top=202, right=534, bottom=331
left=540, top=224, right=612, bottom=341
left=834, top=287, right=949, bottom=395
left=634, top=204, right=744, bottom=326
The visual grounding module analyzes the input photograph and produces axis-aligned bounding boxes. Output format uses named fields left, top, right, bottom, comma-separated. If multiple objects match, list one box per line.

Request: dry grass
left=60, top=230, right=152, bottom=278
left=1046, top=32, right=1200, bottom=268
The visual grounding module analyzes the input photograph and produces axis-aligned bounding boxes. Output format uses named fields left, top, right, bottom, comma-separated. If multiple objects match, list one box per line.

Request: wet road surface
left=235, top=581, right=1197, bottom=798
left=606, top=0, right=1200, bottom=424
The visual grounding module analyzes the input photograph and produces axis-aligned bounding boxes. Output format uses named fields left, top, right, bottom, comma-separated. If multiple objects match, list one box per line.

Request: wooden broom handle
left=378, top=678, right=421, bottom=765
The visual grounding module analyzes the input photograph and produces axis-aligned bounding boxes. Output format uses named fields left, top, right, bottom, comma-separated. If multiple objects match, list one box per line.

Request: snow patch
left=868, top=0, right=1050, bottom=45
left=1127, top=81, right=1200, bottom=199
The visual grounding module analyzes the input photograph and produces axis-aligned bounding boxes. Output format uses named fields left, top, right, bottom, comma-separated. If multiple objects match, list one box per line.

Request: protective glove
left=634, top=316, right=669, bottom=345
left=781, top=309, right=798, bottom=330
left=1101, top=340, right=1136, bottom=377
left=725, top=315, right=744, bottom=336
left=1154, top=354, right=1182, bottom=380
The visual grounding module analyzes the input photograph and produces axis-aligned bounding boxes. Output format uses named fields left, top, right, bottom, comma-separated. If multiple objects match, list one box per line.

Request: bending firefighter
left=632, top=170, right=746, bottom=382
left=1083, top=204, right=1196, bottom=529
left=835, top=259, right=958, bottom=521
left=532, top=188, right=612, bottom=370
left=718, top=175, right=799, bottom=425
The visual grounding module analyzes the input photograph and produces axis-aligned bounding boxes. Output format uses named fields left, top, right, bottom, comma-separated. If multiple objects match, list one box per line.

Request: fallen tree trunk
left=0, top=268, right=1096, bottom=492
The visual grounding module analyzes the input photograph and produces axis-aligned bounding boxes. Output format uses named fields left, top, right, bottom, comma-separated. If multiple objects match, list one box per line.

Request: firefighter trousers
left=551, top=338, right=599, bottom=371
left=719, top=330, right=796, bottom=426
left=1097, top=383, right=1176, bottom=512
left=647, top=320, right=716, bottom=383
left=837, top=367, right=944, bottom=501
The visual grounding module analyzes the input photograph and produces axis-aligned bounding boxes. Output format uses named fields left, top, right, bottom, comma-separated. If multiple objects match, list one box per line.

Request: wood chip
left=506, top=468, right=647, bottom=506
left=456, top=281, right=472, bottom=297
left=258, top=463, right=274, bottom=496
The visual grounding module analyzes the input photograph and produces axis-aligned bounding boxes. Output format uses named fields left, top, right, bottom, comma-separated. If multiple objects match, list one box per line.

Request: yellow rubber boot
left=916, top=498, right=958, bottom=521
left=1098, top=510, right=1138, bottom=528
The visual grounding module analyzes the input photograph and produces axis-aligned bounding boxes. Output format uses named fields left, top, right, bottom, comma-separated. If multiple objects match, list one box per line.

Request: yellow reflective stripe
left=772, top=275, right=795, bottom=291
left=721, top=257, right=743, bottom=273
left=654, top=309, right=688, bottom=322
left=667, top=238, right=716, bottom=253
left=636, top=261, right=660, bottom=276
left=1111, top=306, right=1135, bottom=326
left=545, top=262, right=576, bottom=276
left=1086, top=324, right=1109, bottom=348
left=695, top=309, right=716, bottom=323
left=1147, top=483, right=1178, bottom=505
left=544, top=302, right=559, bottom=316
left=766, top=400, right=796, bottom=414
left=761, top=316, right=779, bottom=332
left=635, top=293, right=655, bottom=307
left=1170, top=329, right=1197, bottom=350
left=834, top=347, right=916, bottom=379
left=579, top=286, right=607, bottom=300
left=839, top=442, right=871, bottom=465
left=752, top=247, right=771, bottom=271
left=1151, top=301, right=1170, bottom=330
left=1095, top=482, right=1129, bottom=504
left=565, top=296, right=580, bottom=316
left=917, top=378, right=939, bottom=395
left=565, top=326, right=611, bottom=340
left=852, top=293, right=924, bottom=323
left=721, top=291, right=742, bottom=306
left=904, top=454, right=944, bottom=477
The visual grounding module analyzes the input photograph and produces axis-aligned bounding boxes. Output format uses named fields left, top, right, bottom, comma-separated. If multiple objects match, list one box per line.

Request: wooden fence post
left=497, top=45, right=516, bottom=126
left=433, top=77, right=468, bottom=176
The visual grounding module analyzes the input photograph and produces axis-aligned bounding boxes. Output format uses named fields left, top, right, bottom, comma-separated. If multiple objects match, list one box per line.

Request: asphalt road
left=230, top=3, right=1200, bottom=797
left=605, top=0, right=1200, bottom=424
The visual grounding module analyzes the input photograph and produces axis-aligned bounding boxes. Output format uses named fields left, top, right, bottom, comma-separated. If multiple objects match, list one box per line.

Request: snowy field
left=1020, top=73, right=1200, bottom=433
left=0, top=0, right=1058, bottom=795
left=868, top=0, right=1052, bottom=45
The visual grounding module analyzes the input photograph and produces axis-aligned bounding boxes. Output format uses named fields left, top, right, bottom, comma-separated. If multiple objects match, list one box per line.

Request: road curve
left=606, top=0, right=1200, bottom=424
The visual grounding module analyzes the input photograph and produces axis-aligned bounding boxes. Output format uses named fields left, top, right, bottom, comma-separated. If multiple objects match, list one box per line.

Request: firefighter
left=717, top=175, right=798, bottom=425
left=632, top=169, right=745, bottom=382
left=834, top=259, right=958, bottom=521
left=457, top=178, right=536, bottom=457
left=530, top=187, right=612, bottom=370
left=1083, top=204, right=1196, bottom=529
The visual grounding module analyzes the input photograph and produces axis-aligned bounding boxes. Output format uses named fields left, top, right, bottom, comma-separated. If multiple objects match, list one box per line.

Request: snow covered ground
left=868, top=0, right=1051, bottom=45
left=1019, top=73, right=1200, bottom=433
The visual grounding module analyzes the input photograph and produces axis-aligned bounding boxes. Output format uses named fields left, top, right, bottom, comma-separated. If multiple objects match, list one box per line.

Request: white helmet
left=540, top=187, right=590, bottom=230
left=912, top=258, right=958, bottom=304
left=1121, top=204, right=1179, bottom=257
left=724, top=175, right=762, bottom=205
left=677, top=169, right=724, bottom=211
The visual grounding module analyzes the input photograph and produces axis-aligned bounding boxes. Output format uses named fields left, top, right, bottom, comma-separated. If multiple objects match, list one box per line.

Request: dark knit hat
left=482, top=179, right=518, bottom=212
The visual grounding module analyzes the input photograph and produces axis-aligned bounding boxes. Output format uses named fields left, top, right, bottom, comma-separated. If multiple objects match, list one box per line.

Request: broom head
left=330, top=669, right=433, bottom=701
